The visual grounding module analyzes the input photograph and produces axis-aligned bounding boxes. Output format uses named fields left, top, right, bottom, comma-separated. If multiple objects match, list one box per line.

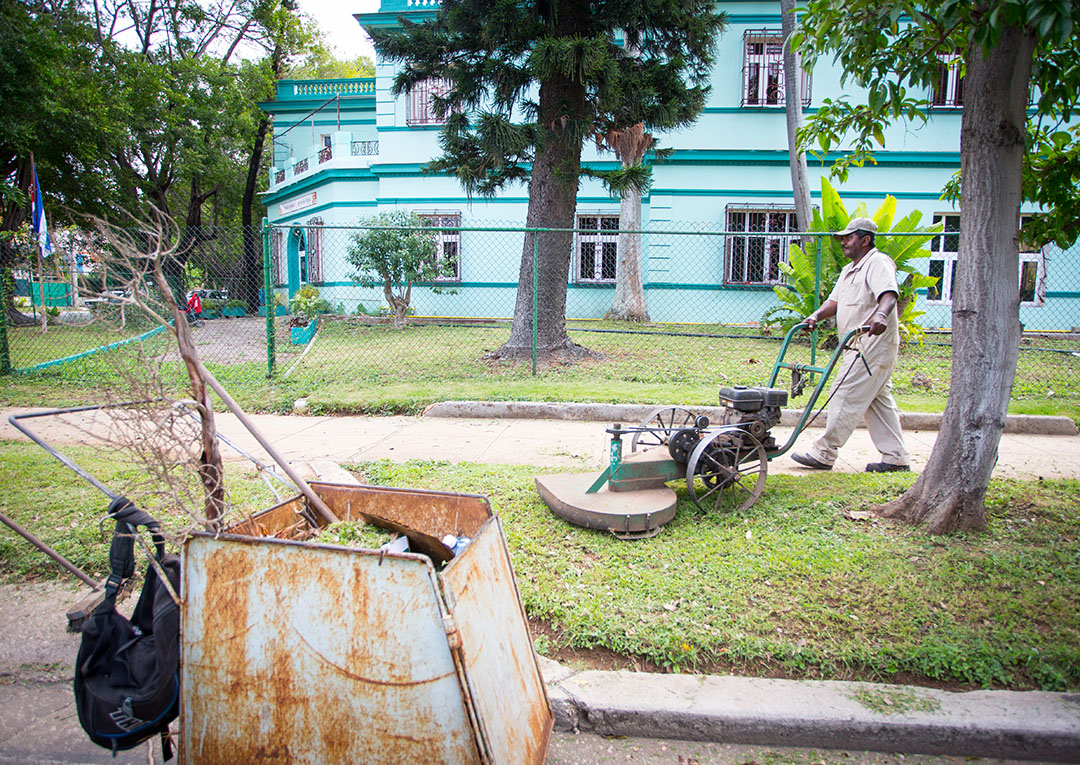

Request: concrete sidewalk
left=2, top=403, right=1079, bottom=762
left=4, top=402, right=1078, bottom=480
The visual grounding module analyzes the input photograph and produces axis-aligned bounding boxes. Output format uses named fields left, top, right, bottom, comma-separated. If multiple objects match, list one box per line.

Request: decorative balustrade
left=291, top=79, right=375, bottom=97
left=274, top=169, right=285, bottom=184
left=351, top=141, right=379, bottom=156
left=293, top=158, right=308, bottom=174
left=318, top=146, right=333, bottom=164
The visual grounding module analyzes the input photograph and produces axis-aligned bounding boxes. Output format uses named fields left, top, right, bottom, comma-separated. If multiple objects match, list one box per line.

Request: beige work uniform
left=808, top=248, right=910, bottom=467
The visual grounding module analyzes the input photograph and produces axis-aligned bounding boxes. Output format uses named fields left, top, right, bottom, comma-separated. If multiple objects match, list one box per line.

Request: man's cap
left=834, top=216, right=878, bottom=238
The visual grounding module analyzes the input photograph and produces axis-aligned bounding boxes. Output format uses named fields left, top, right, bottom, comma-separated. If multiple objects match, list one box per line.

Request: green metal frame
left=584, top=323, right=870, bottom=494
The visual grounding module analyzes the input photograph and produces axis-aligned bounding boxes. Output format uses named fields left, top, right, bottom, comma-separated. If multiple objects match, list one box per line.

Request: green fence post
left=811, top=234, right=822, bottom=369
left=262, top=218, right=275, bottom=377
left=0, top=269, right=10, bottom=375
left=531, top=229, right=538, bottom=376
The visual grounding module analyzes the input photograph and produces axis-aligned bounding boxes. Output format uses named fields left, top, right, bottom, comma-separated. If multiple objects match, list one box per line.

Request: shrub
left=762, top=178, right=940, bottom=343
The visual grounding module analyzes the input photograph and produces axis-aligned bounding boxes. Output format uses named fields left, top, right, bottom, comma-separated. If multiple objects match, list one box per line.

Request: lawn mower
left=535, top=322, right=873, bottom=538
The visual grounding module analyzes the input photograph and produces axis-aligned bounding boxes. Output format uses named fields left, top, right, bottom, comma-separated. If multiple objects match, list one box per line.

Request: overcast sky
left=298, top=0, right=381, bottom=61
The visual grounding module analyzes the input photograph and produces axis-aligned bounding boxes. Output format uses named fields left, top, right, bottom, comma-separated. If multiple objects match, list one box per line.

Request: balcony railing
left=351, top=140, right=379, bottom=156
left=293, top=158, right=308, bottom=174
left=318, top=146, right=332, bottom=164
left=274, top=169, right=285, bottom=184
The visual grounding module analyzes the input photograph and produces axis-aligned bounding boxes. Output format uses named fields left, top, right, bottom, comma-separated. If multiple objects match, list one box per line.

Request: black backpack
left=74, top=497, right=181, bottom=759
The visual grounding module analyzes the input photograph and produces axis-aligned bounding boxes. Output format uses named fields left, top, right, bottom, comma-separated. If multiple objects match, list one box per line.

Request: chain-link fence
left=2, top=221, right=1077, bottom=416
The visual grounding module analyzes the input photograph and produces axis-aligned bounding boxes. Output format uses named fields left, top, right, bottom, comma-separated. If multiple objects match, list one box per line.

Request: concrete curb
left=423, top=400, right=1079, bottom=435
left=537, top=660, right=1080, bottom=762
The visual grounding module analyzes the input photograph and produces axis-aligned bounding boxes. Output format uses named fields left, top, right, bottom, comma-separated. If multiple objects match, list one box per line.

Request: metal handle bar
left=766, top=324, right=872, bottom=459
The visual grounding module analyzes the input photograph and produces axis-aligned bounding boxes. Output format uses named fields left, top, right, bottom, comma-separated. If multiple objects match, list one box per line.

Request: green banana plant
left=763, top=177, right=940, bottom=343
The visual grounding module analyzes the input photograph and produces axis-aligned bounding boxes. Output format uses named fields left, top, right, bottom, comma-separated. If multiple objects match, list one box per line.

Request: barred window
left=271, top=229, right=284, bottom=286
left=576, top=214, right=619, bottom=282
left=931, top=49, right=964, bottom=108
left=418, top=211, right=462, bottom=281
left=927, top=213, right=960, bottom=302
left=742, top=30, right=811, bottom=108
left=725, top=206, right=798, bottom=285
left=406, top=78, right=453, bottom=126
left=929, top=213, right=1044, bottom=306
left=306, top=217, right=323, bottom=284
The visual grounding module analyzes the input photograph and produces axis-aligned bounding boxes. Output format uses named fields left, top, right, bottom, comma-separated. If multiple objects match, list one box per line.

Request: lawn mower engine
left=716, top=385, right=788, bottom=450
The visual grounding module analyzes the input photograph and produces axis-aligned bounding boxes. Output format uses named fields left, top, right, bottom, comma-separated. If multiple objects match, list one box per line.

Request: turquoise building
left=259, top=0, right=1077, bottom=331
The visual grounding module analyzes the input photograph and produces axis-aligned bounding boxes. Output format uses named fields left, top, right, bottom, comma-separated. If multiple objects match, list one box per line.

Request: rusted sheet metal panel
left=442, top=517, right=554, bottom=764
left=181, top=534, right=480, bottom=764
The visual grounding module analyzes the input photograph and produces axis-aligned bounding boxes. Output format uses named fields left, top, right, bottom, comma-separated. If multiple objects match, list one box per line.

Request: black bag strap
left=104, top=496, right=166, bottom=598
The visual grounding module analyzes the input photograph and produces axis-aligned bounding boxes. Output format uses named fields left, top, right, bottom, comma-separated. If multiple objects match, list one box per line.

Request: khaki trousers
left=809, top=345, right=910, bottom=467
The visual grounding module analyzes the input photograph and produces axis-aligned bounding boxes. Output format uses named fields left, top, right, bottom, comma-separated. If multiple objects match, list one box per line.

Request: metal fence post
left=531, top=230, right=538, bottom=376
left=812, top=234, right=822, bottom=368
left=262, top=218, right=275, bottom=378
left=0, top=268, right=11, bottom=375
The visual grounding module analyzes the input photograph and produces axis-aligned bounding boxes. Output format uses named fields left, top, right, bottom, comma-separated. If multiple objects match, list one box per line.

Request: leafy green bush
left=289, top=284, right=323, bottom=325
left=763, top=178, right=940, bottom=343
left=347, top=210, right=456, bottom=329
left=225, top=298, right=246, bottom=309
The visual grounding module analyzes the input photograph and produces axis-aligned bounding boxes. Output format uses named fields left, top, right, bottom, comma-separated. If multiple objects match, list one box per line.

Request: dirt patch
left=160, top=316, right=270, bottom=366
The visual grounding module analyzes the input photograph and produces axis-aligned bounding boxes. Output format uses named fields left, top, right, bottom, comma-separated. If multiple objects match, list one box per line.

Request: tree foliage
left=795, top=0, right=1077, bottom=534
left=372, top=0, right=726, bottom=357
left=346, top=211, right=453, bottom=329
left=795, top=0, right=1079, bottom=237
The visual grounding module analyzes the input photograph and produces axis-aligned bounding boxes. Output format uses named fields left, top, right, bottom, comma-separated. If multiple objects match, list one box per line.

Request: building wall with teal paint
left=258, top=0, right=1076, bottom=330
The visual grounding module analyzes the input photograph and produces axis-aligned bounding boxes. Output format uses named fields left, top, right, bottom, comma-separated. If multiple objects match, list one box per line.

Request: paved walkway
left=2, top=403, right=1079, bottom=762
left=5, top=403, right=1079, bottom=481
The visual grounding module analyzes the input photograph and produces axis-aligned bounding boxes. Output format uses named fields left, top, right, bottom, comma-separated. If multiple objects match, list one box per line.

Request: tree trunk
left=241, top=115, right=270, bottom=311
left=606, top=186, right=649, bottom=321
left=489, top=18, right=592, bottom=362
left=384, top=282, right=409, bottom=329
left=780, top=0, right=812, bottom=234
left=241, top=47, right=281, bottom=312
left=877, top=23, right=1035, bottom=534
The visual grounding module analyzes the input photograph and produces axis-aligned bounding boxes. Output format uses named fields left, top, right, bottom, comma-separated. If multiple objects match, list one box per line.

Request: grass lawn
left=2, top=440, right=1076, bottom=692
left=2, top=318, right=1078, bottom=422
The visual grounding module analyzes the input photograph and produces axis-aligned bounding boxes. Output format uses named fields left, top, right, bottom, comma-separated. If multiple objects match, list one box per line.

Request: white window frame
left=418, top=211, right=462, bottom=281
left=1018, top=215, right=1047, bottom=307
left=929, top=213, right=1045, bottom=306
left=271, top=229, right=284, bottom=286
left=406, top=78, right=453, bottom=127
left=927, top=213, right=960, bottom=303
left=575, top=213, right=619, bottom=283
left=741, top=30, right=811, bottom=108
left=931, top=50, right=964, bottom=108
left=724, top=205, right=798, bottom=285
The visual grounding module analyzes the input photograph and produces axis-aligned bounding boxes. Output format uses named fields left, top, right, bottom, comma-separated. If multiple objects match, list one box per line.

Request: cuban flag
left=29, top=159, right=53, bottom=256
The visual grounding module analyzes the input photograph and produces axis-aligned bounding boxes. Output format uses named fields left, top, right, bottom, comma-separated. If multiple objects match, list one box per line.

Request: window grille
left=418, top=212, right=462, bottom=280
left=931, top=50, right=964, bottom=107
left=271, top=230, right=284, bottom=286
left=724, top=205, right=798, bottom=285
left=406, top=78, right=453, bottom=126
left=576, top=215, right=619, bottom=282
left=929, top=214, right=1044, bottom=306
left=306, top=218, right=323, bottom=284
left=741, top=30, right=811, bottom=108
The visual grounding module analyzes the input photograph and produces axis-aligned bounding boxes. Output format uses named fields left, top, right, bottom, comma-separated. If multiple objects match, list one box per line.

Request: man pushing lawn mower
left=791, top=216, right=912, bottom=474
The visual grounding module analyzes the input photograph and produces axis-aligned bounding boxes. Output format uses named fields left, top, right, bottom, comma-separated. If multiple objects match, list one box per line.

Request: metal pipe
left=8, top=407, right=122, bottom=500
left=0, top=511, right=99, bottom=589
left=193, top=359, right=339, bottom=526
